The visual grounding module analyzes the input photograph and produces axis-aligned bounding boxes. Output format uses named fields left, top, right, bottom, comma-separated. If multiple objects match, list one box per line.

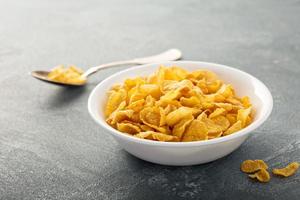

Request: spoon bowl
left=31, top=71, right=86, bottom=86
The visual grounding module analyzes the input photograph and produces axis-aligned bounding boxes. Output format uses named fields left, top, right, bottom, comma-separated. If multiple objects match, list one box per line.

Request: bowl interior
left=88, top=61, right=273, bottom=145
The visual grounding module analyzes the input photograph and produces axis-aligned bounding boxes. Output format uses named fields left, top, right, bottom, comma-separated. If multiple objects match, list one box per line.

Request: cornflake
left=241, top=160, right=268, bottom=173
left=248, top=168, right=270, bottom=183
left=272, top=162, right=299, bottom=177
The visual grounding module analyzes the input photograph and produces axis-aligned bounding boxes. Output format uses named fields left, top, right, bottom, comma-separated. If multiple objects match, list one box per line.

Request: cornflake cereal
left=105, top=66, right=253, bottom=142
left=48, top=65, right=86, bottom=85
left=241, top=160, right=268, bottom=173
left=272, top=162, right=299, bottom=177
left=248, top=168, right=271, bottom=183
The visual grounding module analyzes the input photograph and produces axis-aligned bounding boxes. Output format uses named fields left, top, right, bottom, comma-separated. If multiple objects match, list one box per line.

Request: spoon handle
left=82, top=49, right=182, bottom=77
left=82, top=60, right=136, bottom=77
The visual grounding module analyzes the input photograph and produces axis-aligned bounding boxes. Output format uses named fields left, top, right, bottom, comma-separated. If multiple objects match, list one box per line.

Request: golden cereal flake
left=126, top=99, right=145, bottom=112
left=241, top=160, right=268, bottom=173
left=237, top=107, right=252, bottom=127
left=208, top=108, right=226, bottom=119
left=172, top=115, right=194, bottom=140
left=105, top=89, right=127, bottom=117
left=182, top=120, right=208, bottom=142
left=134, top=131, right=178, bottom=142
left=140, top=107, right=166, bottom=131
left=223, top=120, right=242, bottom=136
left=180, top=96, right=201, bottom=108
left=166, top=107, right=200, bottom=126
left=106, top=109, right=134, bottom=125
left=117, top=122, right=141, bottom=134
left=272, top=162, right=299, bottom=177
left=248, top=168, right=270, bottom=183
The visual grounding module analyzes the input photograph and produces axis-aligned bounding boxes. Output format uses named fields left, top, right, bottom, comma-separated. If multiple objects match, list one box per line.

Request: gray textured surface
left=0, top=0, right=299, bottom=199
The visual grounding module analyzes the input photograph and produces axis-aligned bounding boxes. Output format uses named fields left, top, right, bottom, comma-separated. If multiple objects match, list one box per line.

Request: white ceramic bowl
left=88, top=61, right=273, bottom=166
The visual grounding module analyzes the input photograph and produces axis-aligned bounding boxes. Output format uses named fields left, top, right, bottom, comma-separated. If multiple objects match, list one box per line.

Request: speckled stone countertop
left=0, top=0, right=299, bottom=199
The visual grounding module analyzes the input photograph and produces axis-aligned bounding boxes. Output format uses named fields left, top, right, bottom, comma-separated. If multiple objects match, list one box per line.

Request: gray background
left=0, top=0, right=299, bottom=199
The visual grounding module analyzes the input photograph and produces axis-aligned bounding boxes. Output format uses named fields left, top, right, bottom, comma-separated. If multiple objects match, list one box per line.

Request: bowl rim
left=88, top=61, right=273, bottom=147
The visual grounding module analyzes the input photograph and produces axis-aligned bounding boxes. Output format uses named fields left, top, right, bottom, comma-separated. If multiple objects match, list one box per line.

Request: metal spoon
left=31, top=49, right=182, bottom=86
